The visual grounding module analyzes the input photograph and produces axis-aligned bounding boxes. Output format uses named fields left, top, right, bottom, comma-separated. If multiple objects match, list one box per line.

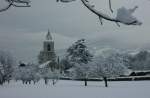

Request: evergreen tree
left=66, top=39, right=93, bottom=86
left=67, top=39, right=93, bottom=64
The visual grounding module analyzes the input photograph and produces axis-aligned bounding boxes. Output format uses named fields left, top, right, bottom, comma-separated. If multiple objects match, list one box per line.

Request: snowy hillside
left=87, top=36, right=150, bottom=51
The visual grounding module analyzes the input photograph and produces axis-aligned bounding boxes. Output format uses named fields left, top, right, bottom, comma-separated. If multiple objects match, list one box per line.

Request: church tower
left=38, top=30, right=56, bottom=64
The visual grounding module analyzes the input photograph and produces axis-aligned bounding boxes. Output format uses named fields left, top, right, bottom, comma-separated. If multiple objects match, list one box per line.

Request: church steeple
left=38, top=29, right=56, bottom=64
left=46, top=29, right=52, bottom=41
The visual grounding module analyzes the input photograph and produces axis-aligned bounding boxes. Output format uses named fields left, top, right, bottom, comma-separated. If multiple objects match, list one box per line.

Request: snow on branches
left=0, top=0, right=31, bottom=12
left=94, top=49, right=129, bottom=78
left=57, top=0, right=142, bottom=26
left=56, top=0, right=76, bottom=3
left=116, top=6, right=142, bottom=25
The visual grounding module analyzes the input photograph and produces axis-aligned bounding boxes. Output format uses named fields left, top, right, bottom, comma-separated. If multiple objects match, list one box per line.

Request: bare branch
left=115, top=22, right=120, bottom=27
left=109, top=0, right=113, bottom=13
left=0, top=3, right=13, bottom=12
left=99, top=17, right=103, bottom=25
left=0, top=0, right=31, bottom=13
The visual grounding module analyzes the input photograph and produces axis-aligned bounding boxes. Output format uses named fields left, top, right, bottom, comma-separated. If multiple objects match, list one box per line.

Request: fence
left=60, top=76, right=150, bottom=81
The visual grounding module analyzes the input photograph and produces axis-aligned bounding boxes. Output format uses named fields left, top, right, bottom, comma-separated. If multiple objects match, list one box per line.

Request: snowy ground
left=0, top=80, right=150, bottom=98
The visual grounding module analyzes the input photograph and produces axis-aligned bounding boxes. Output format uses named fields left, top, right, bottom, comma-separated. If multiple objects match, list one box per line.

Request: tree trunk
left=44, top=78, right=48, bottom=85
left=103, top=77, right=108, bottom=87
left=52, top=79, right=55, bottom=85
left=0, top=75, right=5, bottom=85
left=7, top=80, right=10, bottom=84
left=84, top=79, right=87, bottom=86
left=22, top=80, right=25, bottom=84
left=33, top=81, right=36, bottom=84
left=0, top=79, right=3, bottom=85
left=0, top=77, right=3, bottom=85
left=29, top=80, right=31, bottom=84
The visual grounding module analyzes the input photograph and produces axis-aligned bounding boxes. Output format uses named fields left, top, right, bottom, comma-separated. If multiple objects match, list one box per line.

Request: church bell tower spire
left=46, top=29, right=52, bottom=41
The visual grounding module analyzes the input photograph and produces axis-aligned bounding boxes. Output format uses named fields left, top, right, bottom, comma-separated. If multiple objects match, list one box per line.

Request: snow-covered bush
left=39, top=60, right=60, bottom=85
left=13, top=63, right=40, bottom=84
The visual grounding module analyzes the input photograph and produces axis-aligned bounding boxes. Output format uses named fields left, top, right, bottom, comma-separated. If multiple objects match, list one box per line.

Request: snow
left=116, top=6, right=142, bottom=25
left=39, top=61, right=51, bottom=68
left=0, top=80, right=150, bottom=98
left=58, top=0, right=76, bottom=3
left=132, top=70, right=150, bottom=73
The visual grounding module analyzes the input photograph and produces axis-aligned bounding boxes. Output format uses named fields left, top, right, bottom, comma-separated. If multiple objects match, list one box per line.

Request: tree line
left=1, top=39, right=150, bottom=87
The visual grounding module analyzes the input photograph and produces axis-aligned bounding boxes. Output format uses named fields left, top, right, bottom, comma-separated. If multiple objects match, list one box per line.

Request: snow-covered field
left=0, top=80, right=150, bottom=98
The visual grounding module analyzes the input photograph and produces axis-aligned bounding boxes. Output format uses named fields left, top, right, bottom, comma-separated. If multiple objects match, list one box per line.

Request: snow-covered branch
left=57, top=0, right=142, bottom=26
left=0, top=0, right=31, bottom=12
left=81, top=0, right=142, bottom=25
left=56, top=0, right=76, bottom=3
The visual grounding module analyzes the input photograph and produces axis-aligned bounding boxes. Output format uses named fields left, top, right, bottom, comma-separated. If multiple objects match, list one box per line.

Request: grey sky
left=0, top=0, right=150, bottom=62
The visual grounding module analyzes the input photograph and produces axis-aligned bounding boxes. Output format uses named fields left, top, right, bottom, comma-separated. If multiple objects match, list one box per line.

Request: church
left=38, top=30, right=58, bottom=70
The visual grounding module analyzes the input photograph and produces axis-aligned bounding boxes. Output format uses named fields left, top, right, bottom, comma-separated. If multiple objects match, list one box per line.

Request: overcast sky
left=0, top=0, right=150, bottom=62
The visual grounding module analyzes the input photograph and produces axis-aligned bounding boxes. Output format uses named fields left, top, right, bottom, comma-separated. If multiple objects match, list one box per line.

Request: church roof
left=46, top=29, right=53, bottom=41
left=39, top=60, right=52, bottom=68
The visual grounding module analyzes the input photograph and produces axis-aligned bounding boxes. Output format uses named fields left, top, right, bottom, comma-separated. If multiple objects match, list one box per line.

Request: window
left=47, top=44, right=51, bottom=51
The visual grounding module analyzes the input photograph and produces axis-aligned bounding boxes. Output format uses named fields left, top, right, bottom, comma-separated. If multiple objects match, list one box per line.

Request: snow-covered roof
left=128, top=50, right=140, bottom=56
left=39, top=61, right=51, bottom=68
left=132, top=70, right=150, bottom=73
left=124, top=69, right=132, bottom=76
left=66, top=67, right=75, bottom=72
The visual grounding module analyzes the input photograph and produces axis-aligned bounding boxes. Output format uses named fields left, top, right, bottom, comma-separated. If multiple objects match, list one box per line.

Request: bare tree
left=0, top=0, right=31, bottom=12
left=57, top=0, right=142, bottom=26
left=94, top=49, right=129, bottom=87
left=0, top=50, right=15, bottom=85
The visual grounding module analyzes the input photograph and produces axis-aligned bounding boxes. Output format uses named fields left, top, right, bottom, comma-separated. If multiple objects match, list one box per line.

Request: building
left=38, top=30, right=56, bottom=64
